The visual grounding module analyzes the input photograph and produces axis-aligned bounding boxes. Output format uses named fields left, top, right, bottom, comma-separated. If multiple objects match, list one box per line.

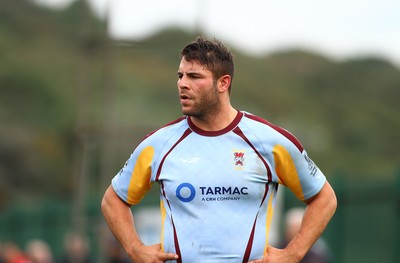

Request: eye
left=187, top=73, right=200, bottom=79
left=177, top=72, right=183, bottom=79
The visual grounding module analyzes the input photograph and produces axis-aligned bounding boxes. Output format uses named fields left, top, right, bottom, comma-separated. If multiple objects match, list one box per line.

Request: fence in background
left=1, top=171, right=399, bottom=262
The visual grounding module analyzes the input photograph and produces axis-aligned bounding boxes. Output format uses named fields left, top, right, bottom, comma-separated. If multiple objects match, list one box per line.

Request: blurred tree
left=0, top=0, right=399, bottom=207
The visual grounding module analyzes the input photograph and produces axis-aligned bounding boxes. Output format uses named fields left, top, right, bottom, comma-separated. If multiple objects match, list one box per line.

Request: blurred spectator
left=104, top=236, right=130, bottom=263
left=26, top=239, right=53, bottom=263
left=100, top=207, right=160, bottom=263
left=0, top=242, right=4, bottom=263
left=59, top=233, right=92, bottom=263
left=2, top=242, right=31, bottom=263
left=281, top=207, right=333, bottom=263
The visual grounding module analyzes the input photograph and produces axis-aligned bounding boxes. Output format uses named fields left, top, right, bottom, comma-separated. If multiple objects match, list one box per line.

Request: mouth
left=180, top=94, right=191, bottom=104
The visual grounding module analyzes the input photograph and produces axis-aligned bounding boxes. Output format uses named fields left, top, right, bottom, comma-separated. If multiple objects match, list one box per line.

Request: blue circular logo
left=176, top=183, right=196, bottom=202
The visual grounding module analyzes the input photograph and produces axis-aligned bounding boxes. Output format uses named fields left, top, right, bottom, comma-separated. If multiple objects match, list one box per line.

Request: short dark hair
left=181, top=36, right=234, bottom=92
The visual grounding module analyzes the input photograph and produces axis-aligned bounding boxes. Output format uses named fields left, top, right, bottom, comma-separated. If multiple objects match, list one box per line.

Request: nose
left=178, top=75, right=189, bottom=90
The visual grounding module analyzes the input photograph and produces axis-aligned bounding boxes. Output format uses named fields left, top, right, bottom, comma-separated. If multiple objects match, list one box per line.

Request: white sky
left=34, top=0, right=400, bottom=66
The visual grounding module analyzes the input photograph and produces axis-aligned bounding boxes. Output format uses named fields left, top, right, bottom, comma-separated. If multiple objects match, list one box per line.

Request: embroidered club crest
left=233, top=151, right=245, bottom=167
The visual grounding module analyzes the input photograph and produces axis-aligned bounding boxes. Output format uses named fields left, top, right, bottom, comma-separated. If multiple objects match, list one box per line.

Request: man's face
left=177, top=58, right=220, bottom=118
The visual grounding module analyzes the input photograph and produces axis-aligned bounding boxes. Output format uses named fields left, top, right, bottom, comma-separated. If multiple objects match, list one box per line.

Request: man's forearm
left=285, top=181, right=337, bottom=261
left=101, top=186, right=144, bottom=255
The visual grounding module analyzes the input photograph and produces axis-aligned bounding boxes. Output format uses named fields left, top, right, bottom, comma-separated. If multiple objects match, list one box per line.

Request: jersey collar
left=187, top=110, right=243, bottom=136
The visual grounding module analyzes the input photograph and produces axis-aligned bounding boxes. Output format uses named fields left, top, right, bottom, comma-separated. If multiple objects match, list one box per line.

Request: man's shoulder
left=240, top=111, right=303, bottom=152
left=242, top=111, right=280, bottom=129
left=142, top=116, right=188, bottom=142
left=241, top=111, right=286, bottom=135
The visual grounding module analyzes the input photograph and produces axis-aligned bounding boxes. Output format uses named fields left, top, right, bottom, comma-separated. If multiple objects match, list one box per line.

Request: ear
left=217, top=75, right=231, bottom=93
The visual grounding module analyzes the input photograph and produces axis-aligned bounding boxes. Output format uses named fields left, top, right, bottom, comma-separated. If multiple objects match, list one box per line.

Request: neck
left=189, top=106, right=238, bottom=131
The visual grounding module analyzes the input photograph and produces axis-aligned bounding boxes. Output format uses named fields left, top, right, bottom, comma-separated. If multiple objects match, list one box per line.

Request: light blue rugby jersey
left=112, top=110, right=326, bottom=263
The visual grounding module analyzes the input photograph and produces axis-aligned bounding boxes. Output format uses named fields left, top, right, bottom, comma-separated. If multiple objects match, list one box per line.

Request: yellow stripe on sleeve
left=273, top=144, right=304, bottom=201
left=127, top=146, right=155, bottom=205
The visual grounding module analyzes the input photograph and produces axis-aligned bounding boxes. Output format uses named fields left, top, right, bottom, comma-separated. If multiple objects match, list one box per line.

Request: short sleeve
left=112, top=144, right=155, bottom=205
left=274, top=143, right=326, bottom=201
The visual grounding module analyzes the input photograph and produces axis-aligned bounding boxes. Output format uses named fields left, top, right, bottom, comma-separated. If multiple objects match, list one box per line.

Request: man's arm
left=101, top=186, right=179, bottom=263
left=283, top=181, right=337, bottom=261
left=249, top=181, right=337, bottom=263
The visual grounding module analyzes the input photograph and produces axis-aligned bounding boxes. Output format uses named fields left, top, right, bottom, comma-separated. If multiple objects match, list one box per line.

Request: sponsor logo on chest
left=176, top=183, right=248, bottom=203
